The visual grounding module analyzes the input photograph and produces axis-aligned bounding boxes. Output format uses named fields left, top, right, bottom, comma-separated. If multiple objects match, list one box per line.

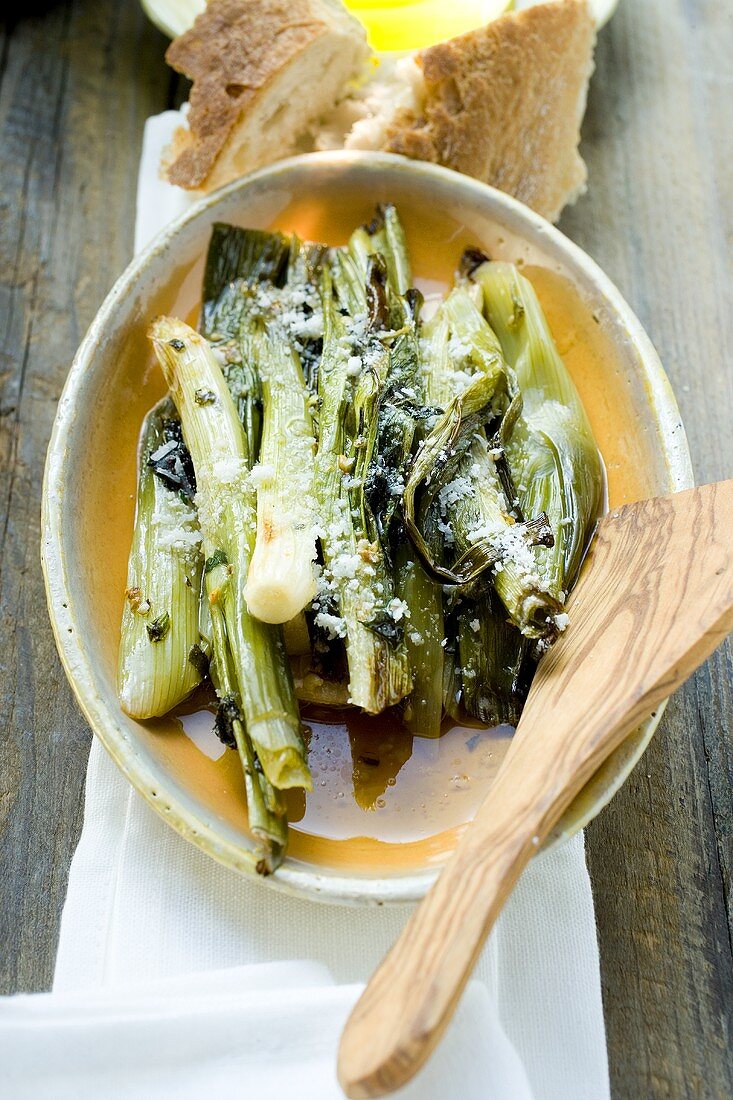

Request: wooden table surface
left=1, top=1, right=731, bottom=1095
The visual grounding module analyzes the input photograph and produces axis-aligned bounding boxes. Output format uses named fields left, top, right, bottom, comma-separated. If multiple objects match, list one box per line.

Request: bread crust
left=165, top=0, right=365, bottom=189
left=385, top=0, right=596, bottom=222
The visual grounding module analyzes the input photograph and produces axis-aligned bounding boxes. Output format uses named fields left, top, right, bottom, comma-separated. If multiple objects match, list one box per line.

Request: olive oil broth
left=104, top=194, right=658, bottom=875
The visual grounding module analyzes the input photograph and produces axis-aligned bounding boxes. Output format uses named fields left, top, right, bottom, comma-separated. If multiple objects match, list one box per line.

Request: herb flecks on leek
left=149, top=318, right=311, bottom=804
left=118, top=399, right=205, bottom=719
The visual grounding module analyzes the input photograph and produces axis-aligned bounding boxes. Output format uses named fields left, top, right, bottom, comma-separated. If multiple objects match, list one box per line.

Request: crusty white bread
left=164, top=0, right=369, bottom=191
left=163, top=0, right=595, bottom=222
left=386, top=0, right=596, bottom=222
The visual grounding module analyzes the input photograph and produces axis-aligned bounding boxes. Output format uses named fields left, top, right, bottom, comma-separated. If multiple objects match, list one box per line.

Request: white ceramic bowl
left=42, top=152, right=692, bottom=904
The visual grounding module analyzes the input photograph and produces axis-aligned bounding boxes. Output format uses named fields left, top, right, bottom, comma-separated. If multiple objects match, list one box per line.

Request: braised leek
left=472, top=259, right=604, bottom=598
left=314, top=259, right=412, bottom=713
left=118, top=399, right=205, bottom=719
left=149, top=317, right=310, bottom=796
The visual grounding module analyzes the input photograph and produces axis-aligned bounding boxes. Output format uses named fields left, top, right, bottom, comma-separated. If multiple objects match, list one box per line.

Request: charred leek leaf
left=414, top=288, right=561, bottom=639
left=118, top=399, right=205, bottom=720
left=202, top=223, right=290, bottom=333
left=403, top=370, right=548, bottom=585
left=473, top=260, right=604, bottom=598
left=149, top=318, right=311, bottom=817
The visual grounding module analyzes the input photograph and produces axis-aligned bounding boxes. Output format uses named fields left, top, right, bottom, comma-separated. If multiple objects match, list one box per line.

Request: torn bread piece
left=164, top=0, right=369, bottom=191
left=164, top=0, right=595, bottom=223
left=385, top=0, right=596, bottom=222
left=315, top=0, right=595, bottom=222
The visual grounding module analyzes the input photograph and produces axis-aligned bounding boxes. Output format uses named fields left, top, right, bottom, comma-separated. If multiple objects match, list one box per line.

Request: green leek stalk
left=421, top=287, right=561, bottom=638
left=149, top=318, right=311, bottom=798
left=201, top=224, right=291, bottom=458
left=315, top=262, right=412, bottom=713
left=206, top=594, right=288, bottom=869
left=457, top=592, right=531, bottom=728
left=472, top=260, right=605, bottom=598
left=349, top=203, right=412, bottom=298
left=395, top=542, right=444, bottom=737
left=118, top=399, right=205, bottom=719
left=283, top=235, right=328, bottom=395
left=244, top=329, right=318, bottom=624
left=356, top=206, right=447, bottom=736
left=201, top=226, right=322, bottom=624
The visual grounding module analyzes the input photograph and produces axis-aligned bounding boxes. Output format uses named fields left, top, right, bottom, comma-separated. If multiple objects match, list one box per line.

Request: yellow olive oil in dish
left=342, top=0, right=512, bottom=52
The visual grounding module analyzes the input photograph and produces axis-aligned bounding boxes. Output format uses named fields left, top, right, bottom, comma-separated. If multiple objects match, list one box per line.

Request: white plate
left=43, top=152, right=691, bottom=906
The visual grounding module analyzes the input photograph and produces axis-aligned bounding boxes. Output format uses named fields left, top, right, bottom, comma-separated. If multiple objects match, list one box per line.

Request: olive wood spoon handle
left=338, top=480, right=733, bottom=1098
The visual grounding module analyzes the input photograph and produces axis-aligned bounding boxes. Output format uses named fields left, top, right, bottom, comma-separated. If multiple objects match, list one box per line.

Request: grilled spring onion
left=149, top=317, right=311, bottom=798
left=314, top=259, right=412, bottom=713
left=118, top=399, right=205, bottom=719
left=471, top=259, right=604, bottom=600
left=241, top=237, right=323, bottom=624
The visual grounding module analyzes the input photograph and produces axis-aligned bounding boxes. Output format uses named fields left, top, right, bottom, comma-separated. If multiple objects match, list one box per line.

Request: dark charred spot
left=214, top=693, right=240, bottom=749
left=365, top=609, right=404, bottom=647
left=148, top=419, right=197, bottom=502
left=188, top=643, right=209, bottom=678
left=146, top=612, right=170, bottom=643
left=459, top=247, right=491, bottom=278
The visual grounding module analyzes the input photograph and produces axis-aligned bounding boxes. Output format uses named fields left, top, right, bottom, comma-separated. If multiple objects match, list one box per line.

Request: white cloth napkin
left=6, top=113, right=610, bottom=1099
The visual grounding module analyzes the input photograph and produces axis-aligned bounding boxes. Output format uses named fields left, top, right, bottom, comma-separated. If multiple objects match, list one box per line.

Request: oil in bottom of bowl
left=167, top=692, right=513, bottom=869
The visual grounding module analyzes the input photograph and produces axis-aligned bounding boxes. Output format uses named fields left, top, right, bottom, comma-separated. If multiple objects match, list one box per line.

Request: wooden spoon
left=338, top=480, right=733, bottom=1098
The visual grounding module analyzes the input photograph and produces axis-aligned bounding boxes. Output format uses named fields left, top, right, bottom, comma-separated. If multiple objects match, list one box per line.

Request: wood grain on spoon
left=338, top=480, right=733, bottom=1098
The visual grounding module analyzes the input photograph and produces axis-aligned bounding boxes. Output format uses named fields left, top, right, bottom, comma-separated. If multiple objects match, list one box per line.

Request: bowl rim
left=42, top=150, right=693, bottom=905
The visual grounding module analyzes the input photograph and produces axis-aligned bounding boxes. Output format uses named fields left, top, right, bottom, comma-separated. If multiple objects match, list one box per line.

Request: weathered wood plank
left=561, top=1, right=733, bottom=1095
left=0, top=2, right=731, bottom=1098
left=0, top=0, right=171, bottom=995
